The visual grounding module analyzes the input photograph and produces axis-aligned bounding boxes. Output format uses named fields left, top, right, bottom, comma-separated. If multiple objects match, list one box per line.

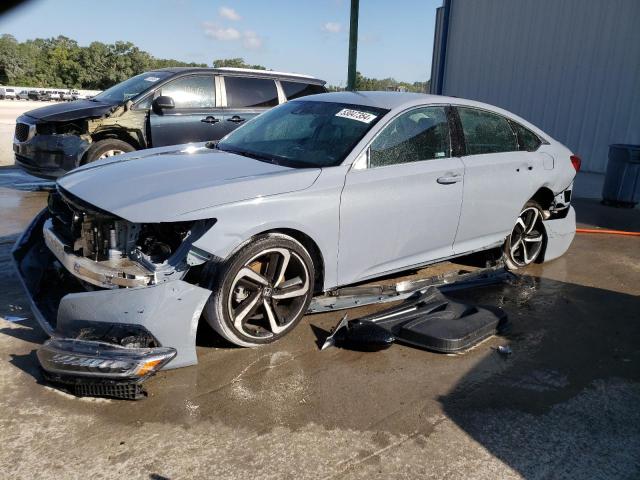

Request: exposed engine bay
left=45, top=188, right=212, bottom=290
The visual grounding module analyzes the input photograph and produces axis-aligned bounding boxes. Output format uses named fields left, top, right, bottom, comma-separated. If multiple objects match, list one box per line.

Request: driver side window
left=369, top=106, right=450, bottom=168
left=160, top=75, right=215, bottom=109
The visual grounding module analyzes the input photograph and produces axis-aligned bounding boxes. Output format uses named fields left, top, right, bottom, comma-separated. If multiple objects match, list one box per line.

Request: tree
left=213, top=58, right=266, bottom=70
left=349, top=71, right=428, bottom=93
left=0, top=34, right=22, bottom=84
left=0, top=35, right=207, bottom=89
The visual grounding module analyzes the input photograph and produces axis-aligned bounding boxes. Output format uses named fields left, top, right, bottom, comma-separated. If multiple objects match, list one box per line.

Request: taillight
left=570, top=155, right=581, bottom=172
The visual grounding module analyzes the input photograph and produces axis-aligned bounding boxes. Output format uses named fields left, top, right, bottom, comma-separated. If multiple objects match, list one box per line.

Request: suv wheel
left=84, top=139, right=135, bottom=164
left=203, top=234, right=315, bottom=347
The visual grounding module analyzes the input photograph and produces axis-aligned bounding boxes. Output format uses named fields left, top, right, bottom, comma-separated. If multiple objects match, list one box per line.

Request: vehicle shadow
left=8, top=350, right=44, bottom=384
left=0, top=165, right=54, bottom=192
left=0, top=319, right=46, bottom=344
left=438, top=276, right=640, bottom=478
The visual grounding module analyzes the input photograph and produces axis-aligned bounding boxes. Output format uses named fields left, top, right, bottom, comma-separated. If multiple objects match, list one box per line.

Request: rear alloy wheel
left=504, top=201, right=545, bottom=270
left=204, top=234, right=315, bottom=347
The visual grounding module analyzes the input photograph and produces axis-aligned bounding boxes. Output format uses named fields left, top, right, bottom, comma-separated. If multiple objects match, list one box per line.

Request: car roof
left=297, top=91, right=550, bottom=140
left=152, top=67, right=325, bottom=85
left=295, top=91, right=491, bottom=110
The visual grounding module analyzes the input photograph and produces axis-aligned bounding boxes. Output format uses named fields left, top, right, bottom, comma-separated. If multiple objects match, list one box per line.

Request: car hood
left=57, top=145, right=322, bottom=222
left=24, top=99, right=117, bottom=122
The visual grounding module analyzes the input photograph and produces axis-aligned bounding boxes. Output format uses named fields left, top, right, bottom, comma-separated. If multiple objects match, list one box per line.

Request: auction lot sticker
left=335, top=108, right=377, bottom=123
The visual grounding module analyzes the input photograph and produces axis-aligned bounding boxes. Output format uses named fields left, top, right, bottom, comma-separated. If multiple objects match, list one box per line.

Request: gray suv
left=13, top=67, right=327, bottom=178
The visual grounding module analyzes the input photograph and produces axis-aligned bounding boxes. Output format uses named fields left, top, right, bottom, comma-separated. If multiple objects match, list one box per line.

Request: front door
left=338, top=106, right=465, bottom=285
left=149, top=74, right=227, bottom=147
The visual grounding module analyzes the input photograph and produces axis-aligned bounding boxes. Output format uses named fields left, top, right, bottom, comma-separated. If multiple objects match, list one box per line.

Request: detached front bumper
left=13, top=210, right=212, bottom=397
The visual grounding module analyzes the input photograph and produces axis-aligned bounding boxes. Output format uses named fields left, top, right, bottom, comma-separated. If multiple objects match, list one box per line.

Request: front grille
left=74, top=382, right=146, bottom=401
left=15, top=122, right=30, bottom=142
left=42, top=371, right=147, bottom=400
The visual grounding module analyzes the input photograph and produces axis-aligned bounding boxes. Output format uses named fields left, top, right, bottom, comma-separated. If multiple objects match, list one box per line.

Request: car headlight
left=37, top=338, right=176, bottom=380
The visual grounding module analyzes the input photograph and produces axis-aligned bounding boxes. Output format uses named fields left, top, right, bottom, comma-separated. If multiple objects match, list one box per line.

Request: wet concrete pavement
left=0, top=166, right=638, bottom=479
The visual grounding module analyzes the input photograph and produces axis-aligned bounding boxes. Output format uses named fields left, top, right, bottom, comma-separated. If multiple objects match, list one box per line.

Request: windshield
left=93, top=71, right=171, bottom=104
left=217, top=100, right=388, bottom=168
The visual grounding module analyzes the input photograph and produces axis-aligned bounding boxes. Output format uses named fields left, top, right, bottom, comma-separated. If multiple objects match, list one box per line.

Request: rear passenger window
left=510, top=121, right=542, bottom=152
left=225, top=77, right=279, bottom=108
left=457, top=107, right=518, bottom=155
left=281, top=81, right=326, bottom=100
left=370, top=106, right=450, bottom=167
left=160, top=75, right=215, bottom=109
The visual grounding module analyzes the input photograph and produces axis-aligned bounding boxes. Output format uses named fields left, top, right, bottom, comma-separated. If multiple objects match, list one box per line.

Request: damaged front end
left=13, top=188, right=214, bottom=398
left=14, top=116, right=92, bottom=178
left=13, top=102, right=147, bottom=179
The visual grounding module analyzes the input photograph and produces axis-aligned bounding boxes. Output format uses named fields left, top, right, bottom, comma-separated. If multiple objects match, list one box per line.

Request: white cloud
left=203, top=22, right=241, bottom=40
left=243, top=30, right=263, bottom=50
left=322, top=22, right=342, bottom=33
left=203, top=22, right=263, bottom=50
left=219, top=6, right=241, bottom=21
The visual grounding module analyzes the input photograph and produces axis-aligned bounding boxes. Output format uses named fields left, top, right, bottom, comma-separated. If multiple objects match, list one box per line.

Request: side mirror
left=152, top=95, right=175, bottom=114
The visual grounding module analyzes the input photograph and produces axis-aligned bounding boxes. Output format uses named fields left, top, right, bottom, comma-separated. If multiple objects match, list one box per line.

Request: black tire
left=503, top=200, right=546, bottom=270
left=203, top=233, right=315, bottom=347
left=83, top=138, right=135, bottom=164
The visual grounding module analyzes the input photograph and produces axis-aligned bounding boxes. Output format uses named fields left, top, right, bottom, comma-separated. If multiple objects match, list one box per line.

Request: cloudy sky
left=0, top=0, right=441, bottom=86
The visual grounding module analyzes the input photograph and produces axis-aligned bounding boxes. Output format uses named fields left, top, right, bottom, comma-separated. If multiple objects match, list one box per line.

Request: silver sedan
left=14, top=91, right=578, bottom=382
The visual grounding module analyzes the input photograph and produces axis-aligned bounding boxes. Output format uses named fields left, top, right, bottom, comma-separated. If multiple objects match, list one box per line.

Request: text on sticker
left=335, top=109, right=377, bottom=124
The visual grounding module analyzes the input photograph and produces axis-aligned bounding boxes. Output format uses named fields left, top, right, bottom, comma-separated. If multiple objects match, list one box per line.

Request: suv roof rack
left=215, top=67, right=319, bottom=81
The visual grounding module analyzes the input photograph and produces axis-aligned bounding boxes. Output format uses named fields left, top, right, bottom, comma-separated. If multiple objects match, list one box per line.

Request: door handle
left=201, top=116, right=220, bottom=124
left=227, top=115, right=246, bottom=123
left=437, top=175, right=463, bottom=185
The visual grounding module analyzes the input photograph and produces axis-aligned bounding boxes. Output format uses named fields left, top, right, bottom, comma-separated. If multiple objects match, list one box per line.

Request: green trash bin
left=602, top=144, right=640, bottom=208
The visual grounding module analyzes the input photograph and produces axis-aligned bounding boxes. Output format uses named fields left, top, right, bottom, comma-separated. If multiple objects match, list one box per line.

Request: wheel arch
left=82, top=130, right=142, bottom=164
left=530, top=186, right=555, bottom=211
left=259, top=228, right=326, bottom=294
left=90, top=130, right=141, bottom=149
left=214, top=227, right=326, bottom=295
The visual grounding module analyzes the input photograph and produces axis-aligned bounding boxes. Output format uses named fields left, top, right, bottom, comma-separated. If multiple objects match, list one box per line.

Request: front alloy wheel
left=204, top=234, right=315, bottom=346
left=504, top=202, right=545, bottom=270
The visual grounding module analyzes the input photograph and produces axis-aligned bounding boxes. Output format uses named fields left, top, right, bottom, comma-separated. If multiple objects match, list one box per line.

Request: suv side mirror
left=152, top=95, right=175, bottom=114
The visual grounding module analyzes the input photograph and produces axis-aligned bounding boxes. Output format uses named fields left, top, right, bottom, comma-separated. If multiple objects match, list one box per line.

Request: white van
left=0, top=88, right=17, bottom=100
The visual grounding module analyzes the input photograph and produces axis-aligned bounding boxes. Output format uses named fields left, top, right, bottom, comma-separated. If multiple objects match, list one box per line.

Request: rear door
left=149, top=74, right=226, bottom=147
left=219, top=76, right=280, bottom=137
left=452, top=106, right=537, bottom=254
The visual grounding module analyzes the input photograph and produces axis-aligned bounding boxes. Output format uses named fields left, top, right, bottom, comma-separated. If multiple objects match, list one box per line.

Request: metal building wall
left=431, top=0, right=640, bottom=173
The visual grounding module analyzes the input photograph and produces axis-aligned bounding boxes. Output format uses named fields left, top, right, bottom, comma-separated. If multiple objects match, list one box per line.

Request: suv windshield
left=217, top=100, right=388, bottom=168
left=93, top=71, right=171, bottom=104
